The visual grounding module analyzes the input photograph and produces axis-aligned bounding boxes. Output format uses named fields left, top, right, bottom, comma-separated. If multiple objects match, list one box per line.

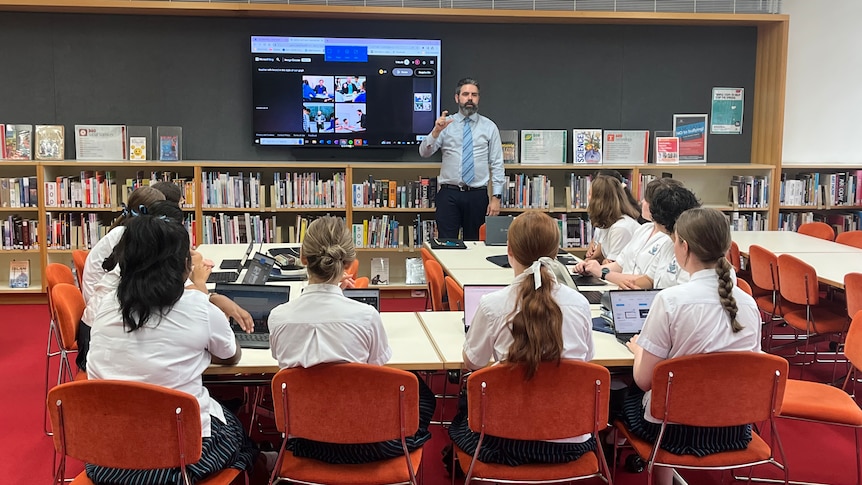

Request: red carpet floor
left=3, top=302, right=860, bottom=484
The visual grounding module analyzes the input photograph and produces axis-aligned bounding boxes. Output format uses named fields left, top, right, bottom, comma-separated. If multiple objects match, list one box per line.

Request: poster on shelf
left=672, top=114, right=708, bottom=163
left=710, top=87, right=744, bottom=135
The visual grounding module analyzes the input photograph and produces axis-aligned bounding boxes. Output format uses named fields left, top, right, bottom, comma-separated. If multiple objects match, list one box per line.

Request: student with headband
left=447, top=210, right=594, bottom=468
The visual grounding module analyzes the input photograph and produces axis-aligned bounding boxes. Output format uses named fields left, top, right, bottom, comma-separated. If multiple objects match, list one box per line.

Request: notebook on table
left=462, top=284, right=506, bottom=332
left=484, top=216, right=514, bottom=246
left=342, top=288, right=381, bottom=311
left=208, top=243, right=255, bottom=283
left=214, top=283, right=291, bottom=349
left=607, top=289, right=661, bottom=344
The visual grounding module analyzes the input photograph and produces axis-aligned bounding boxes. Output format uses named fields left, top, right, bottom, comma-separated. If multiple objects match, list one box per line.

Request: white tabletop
left=205, top=311, right=443, bottom=375
left=428, top=241, right=511, bottom=272
left=777, top=252, right=862, bottom=289
left=416, top=310, right=634, bottom=369
left=196, top=243, right=306, bottom=291
left=731, top=231, right=862, bottom=255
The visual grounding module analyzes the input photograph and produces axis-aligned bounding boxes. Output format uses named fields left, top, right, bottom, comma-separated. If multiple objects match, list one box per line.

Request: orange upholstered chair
left=614, top=352, right=789, bottom=485
left=424, top=258, right=446, bottom=311
left=726, top=240, right=742, bottom=273
left=478, top=223, right=486, bottom=242
left=345, top=259, right=359, bottom=279
left=44, top=264, right=77, bottom=434
left=748, top=245, right=801, bottom=350
left=419, top=247, right=433, bottom=265
left=48, top=380, right=241, bottom=485
left=454, top=361, right=611, bottom=485
left=837, top=230, right=862, bottom=249
left=445, top=276, right=464, bottom=311
left=71, top=249, right=89, bottom=288
left=798, top=221, right=835, bottom=241
left=737, top=277, right=754, bottom=297
left=353, top=276, right=370, bottom=288
left=777, top=254, right=848, bottom=377
left=269, top=363, right=423, bottom=485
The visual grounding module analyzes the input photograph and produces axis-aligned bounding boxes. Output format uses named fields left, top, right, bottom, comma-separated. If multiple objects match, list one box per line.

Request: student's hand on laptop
left=210, top=294, right=255, bottom=333
left=626, top=334, right=642, bottom=354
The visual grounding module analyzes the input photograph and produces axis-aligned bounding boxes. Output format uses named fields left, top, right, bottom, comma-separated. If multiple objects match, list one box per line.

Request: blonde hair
left=505, top=211, right=563, bottom=380
left=674, top=208, right=741, bottom=332
left=588, top=175, right=641, bottom=228
left=301, top=216, right=355, bottom=284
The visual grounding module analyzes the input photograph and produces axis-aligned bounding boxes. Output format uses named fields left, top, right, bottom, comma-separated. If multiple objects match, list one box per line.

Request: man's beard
left=459, top=102, right=478, bottom=116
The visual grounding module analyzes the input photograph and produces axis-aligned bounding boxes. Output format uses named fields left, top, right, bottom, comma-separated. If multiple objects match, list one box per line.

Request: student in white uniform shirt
left=621, top=208, right=761, bottom=485
left=575, top=178, right=683, bottom=288
left=447, top=210, right=595, bottom=467
left=86, top=215, right=259, bottom=485
left=583, top=175, right=642, bottom=263
left=268, top=216, right=434, bottom=464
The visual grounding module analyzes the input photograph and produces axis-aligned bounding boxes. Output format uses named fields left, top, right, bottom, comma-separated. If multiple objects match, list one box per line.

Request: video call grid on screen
left=251, top=36, right=441, bottom=148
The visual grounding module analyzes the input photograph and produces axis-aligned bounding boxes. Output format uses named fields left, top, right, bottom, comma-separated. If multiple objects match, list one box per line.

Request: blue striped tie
left=462, top=117, right=474, bottom=185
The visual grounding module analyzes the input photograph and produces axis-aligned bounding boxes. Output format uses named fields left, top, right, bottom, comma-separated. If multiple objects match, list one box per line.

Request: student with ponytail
left=622, top=207, right=761, bottom=485
left=448, top=210, right=594, bottom=466
left=584, top=175, right=642, bottom=263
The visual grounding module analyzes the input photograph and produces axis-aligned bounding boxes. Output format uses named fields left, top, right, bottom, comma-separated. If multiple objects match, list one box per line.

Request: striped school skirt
left=85, top=405, right=257, bottom=485
left=621, top=385, right=752, bottom=457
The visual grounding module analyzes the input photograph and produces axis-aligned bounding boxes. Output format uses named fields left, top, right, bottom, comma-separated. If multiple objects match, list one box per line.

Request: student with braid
left=622, top=208, right=761, bottom=485
left=448, top=210, right=594, bottom=467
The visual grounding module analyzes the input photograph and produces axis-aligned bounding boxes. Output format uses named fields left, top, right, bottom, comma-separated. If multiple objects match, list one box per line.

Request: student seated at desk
left=620, top=208, right=761, bottom=485
left=448, top=210, right=594, bottom=466
left=584, top=175, right=642, bottom=264
left=86, top=215, right=260, bottom=485
left=267, top=216, right=434, bottom=464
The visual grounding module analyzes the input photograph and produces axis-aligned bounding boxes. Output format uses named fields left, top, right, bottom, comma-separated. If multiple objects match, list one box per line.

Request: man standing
left=419, top=78, right=504, bottom=240
left=357, top=109, right=367, bottom=129
left=302, top=107, right=311, bottom=132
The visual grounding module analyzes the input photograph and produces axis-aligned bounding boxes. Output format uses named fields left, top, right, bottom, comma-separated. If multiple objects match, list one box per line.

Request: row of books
left=1, top=177, right=39, bottom=208
left=43, top=171, right=195, bottom=209
left=199, top=213, right=278, bottom=245
left=501, top=174, right=552, bottom=209
left=557, top=214, right=594, bottom=248
left=351, top=177, right=438, bottom=209
left=727, top=211, right=768, bottom=231
left=351, top=216, right=438, bottom=249
left=729, top=175, right=769, bottom=209
left=44, top=212, right=195, bottom=250
left=272, top=172, right=347, bottom=209
left=779, top=171, right=862, bottom=207
left=2, top=216, right=38, bottom=250
left=777, top=211, right=862, bottom=233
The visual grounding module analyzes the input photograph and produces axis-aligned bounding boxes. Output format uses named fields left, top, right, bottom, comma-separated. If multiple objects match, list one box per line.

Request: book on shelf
left=370, top=257, right=390, bottom=285
left=572, top=129, right=602, bottom=164
left=9, top=260, right=30, bottom=288
left=603, top=130, right=649, bottom=165
left=500, top=129, right=519, bottom=164
left=4, top=124, right=33, bottom=160
left=520, top=130, right=567, bottom=164
left=157, top=126, right=183, bottom=161
left=35, top=125, right=65, bottom=160
left=127, top=125, right=152, bottom=160
left=655, top=135, right=680, bottom=164
left=405, top=257, right=425, bottom=285
left=75, top=125, right=127, bottom=160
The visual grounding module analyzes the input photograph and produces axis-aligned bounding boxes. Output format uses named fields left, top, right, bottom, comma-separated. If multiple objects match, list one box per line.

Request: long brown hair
left=674, top=208, right=742, bottom=332
left=588, top=175, right=641, bottom=228
left=505, top=210, right=564, bottom=380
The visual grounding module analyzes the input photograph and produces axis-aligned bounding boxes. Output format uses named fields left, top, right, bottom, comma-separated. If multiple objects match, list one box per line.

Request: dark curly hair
left=649, top=185, right=701, bottom=234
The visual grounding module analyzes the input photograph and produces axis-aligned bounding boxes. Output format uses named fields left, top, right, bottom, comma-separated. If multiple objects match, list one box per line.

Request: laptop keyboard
left=207, top=272, right=239, bottom=284
left=581, top=291, right=604, bottom=305
left=236, top=333, right=270, bottom=349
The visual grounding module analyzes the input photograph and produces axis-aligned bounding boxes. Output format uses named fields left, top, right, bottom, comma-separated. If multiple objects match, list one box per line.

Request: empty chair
left=71, top=249, right=89, bottom=288
left=344, top=259, right=359, bottom=279
left=43, top=263, right=77, bottom=435
left=737, top=277, right=754, bottom=297
left=424, top=258, right=446, bottom=311
left=444, top=276, right=464, bottom=311
left=353, top=276, right=370, bottom=288
left=478, top=223, right=486, bottom=242
left=748, top=245, right=801, bottom=350
left=837, top=230, right=862, bottom=249
left=798, top=221, right=835, bottom=241
left=726, top=240, right=742, bottom=272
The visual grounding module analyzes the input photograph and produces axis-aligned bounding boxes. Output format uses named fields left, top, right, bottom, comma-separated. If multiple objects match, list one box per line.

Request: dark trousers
left=76, top=321, right=90, bottom=372
left=435, top=187, right=488, bottom=240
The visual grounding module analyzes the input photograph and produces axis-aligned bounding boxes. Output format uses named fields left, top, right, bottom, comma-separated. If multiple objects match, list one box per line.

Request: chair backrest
left=737, top=278, right=754, bottom=297
left=45, top=263, right=76, bottom=320
left=748, top=245, right=780, bottom=292
left=271, top=363, right=419, bottom=444
left=445, top=276, right=464, bottom=311
left=726, top=240, right=741, bottom=272
left=798, top=221, right=835, bottom=241
left=345, top=259, right=359, bottom=279
left=478, top=223, right=486, bottom=242
left=48, top=380, right=202, bottom=470
left=419, top=247, right=433, bottom=265
left=846, top=311, right=862, bottom=375
left=424, top=258, right=446, bottom=311
left=845, top=272, right=862, bottom=318
left=466, top=361, right=610, bottom=441
left=71, top=250, right=89, bottom=288
left=777, top=253, right=819, bottom=306
left=52, top=283, right=85, bottom=351
left=354, top=276, right=370, bottom=288
left=836, top=230, right=862, bottom=249
left=649, top=352, right=787, bottom=427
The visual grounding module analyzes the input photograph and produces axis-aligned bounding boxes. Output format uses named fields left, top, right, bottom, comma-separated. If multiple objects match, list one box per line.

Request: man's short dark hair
left=150, top=181, right=183, bottom=205
left=455, top=78, right=480, bottom=95
left=650, top=185, right=701, bottom=234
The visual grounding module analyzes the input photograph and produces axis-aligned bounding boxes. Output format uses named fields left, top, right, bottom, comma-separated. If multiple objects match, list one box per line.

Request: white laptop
left=462, top=284, right=506, bottom=332
left=607, top=289, right=661, bottom=344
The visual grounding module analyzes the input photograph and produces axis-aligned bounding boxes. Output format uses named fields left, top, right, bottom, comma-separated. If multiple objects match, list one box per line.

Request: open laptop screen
left=608, top=289, right=661, bottom=335
left=463, top=284, right=506, bottom=330
left=215, top=283, right=290, bottom=332
left=342, top=288, right=381, bottom=311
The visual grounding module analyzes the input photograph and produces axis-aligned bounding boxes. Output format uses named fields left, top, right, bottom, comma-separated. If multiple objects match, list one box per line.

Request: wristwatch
left=600, top=268, right=610, bottom=280
left=492, top=194, right=502, bottom=200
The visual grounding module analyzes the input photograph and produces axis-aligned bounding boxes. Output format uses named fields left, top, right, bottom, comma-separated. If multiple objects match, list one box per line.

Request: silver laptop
left=342, top=288, right=381, bottom=311
left=209, top=242, right=256, bottom=284
left=463, top=284, right=506, bottom=332
left=484, top=216, right=514, bottom=246
left=215, top=283, right=290, bottom=349
left=607, top=289, right=661, bottom=344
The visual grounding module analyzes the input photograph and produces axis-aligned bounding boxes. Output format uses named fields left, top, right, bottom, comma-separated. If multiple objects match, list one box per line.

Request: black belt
left=440, top=184, right=487, bottom=192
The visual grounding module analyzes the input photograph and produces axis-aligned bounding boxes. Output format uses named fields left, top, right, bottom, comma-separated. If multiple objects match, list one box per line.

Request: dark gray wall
left=0, top=12, right=756, bottom=163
